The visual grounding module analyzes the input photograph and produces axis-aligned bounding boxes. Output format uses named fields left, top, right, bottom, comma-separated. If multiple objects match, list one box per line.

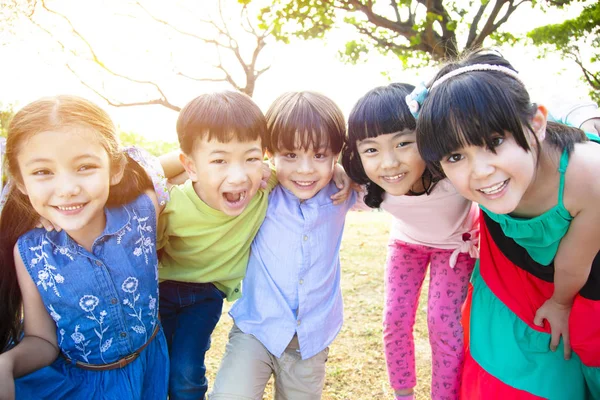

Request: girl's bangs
left=348, top=87, right=416, bottom=143
left=417, top=75, right=528, bottom=163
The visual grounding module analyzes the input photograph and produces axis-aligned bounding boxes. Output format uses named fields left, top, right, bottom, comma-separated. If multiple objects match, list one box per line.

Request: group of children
left=0, top=49, right=599, bottom=400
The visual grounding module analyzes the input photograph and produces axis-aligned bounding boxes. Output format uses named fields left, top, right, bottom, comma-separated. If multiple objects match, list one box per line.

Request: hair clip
left=405, top=82, right=428, bottom=118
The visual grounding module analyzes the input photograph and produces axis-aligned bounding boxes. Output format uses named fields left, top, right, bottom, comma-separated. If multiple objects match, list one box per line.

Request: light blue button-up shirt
left=230, top=181, right=356, bottom=359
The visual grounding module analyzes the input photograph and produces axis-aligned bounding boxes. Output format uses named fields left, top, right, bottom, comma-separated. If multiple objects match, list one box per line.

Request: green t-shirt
left=157, top=172, right=277, bottom=301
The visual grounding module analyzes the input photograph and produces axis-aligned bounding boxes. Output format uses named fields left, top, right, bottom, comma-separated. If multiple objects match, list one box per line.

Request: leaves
left=528, top=2, right=600, bottom=102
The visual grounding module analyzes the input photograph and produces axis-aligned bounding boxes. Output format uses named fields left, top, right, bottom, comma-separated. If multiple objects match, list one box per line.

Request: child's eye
left=490, top=137, right=504, bottom=147
left=285, top=153, right=297, bottom=159
left=211, top=159, right=226, bottom=164
left=78, top=164, right=98, bottom=172
left=445, top=154, right=464, bottom=163
left=396, top=142, right=411, bottom=148
left=362, top=148, right=377, bottom=154
left=247, top=157, right=261, bottom=162
left=32, top=169, right=52, bottom=176
left=315, top=153, right=326, bottom=159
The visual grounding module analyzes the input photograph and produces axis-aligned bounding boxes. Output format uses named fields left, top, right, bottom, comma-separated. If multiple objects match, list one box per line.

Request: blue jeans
left=159, top=281, right=225, bottom=400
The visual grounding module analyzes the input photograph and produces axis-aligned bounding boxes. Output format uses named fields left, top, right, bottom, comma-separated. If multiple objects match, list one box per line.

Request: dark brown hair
left=265, top=91, right=346, bottom=155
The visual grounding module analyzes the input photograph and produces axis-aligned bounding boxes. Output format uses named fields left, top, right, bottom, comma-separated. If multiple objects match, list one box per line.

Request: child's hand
left=580, top=118, right=600, bottom=135
left=260, top=162, right=271, bottom=189
left=533, top=298, right=572, bottom=360
left=35, top=217, right=61, bottom=232
left=330, top=163, right=356, bottom=205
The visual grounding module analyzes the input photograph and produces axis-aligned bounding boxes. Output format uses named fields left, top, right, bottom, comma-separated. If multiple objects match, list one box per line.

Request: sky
left=0, top=0, right=595, bottom=142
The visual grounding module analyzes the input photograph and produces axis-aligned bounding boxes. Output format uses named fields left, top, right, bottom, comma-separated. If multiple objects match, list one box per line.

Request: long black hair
left=416, top=50, right=587, bottom=176
left=342, top=83, right=437, bottom=208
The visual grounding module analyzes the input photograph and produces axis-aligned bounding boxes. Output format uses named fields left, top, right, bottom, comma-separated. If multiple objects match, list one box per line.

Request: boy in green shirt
left=157, top=91, right=277, bottom=400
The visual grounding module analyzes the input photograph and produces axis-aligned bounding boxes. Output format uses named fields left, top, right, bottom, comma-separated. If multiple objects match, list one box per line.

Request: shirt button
left=297, top=320, right=301, bottom=326
left=120, top=332, right=127, bottom=338
left=303, top=235, right=308, bottom=241
left=111, top=298, right=118, bottom=305
left=234, top=288, right=239, bottom=293
left=299, top=279, right=304, bottom=285
left=94, top=260, right=102, bottom=267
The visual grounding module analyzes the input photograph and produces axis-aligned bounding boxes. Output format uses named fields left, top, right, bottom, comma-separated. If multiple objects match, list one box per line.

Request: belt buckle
left=117, top=352, right=139, bottom=368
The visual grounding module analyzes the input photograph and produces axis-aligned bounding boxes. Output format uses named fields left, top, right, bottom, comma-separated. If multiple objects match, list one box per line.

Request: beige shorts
left=209, top=324, right=329, bottom=400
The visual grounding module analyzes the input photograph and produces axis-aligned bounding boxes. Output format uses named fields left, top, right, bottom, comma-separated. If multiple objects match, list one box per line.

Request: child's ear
left=531, top=105, right=548, bottom=142
left=179, top=152, right=198, bottom=182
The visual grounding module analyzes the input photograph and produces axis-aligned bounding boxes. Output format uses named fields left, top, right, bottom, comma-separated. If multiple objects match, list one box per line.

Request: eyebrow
left=25, top=154, right=103, bottom=167
left=209, top=147, right=263, bottom=156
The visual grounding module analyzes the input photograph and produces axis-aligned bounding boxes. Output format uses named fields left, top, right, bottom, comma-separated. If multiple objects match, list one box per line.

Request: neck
left=513, top=143, right=562, bottom=217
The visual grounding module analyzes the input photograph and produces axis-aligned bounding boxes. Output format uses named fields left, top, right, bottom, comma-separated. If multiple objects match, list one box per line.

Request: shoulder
left=564, top=141, right=600, bottom=215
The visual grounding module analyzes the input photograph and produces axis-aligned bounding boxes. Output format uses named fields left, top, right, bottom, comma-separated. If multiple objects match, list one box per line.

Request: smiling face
left=357, top=130, right=427, bottom=196
left=269, top=143, right=337, bottom=201
left=181, top=135, right=264, bottom=216
left=17, top=127, right=120, bottom=243
left=439, top=132, right=538, bottom=214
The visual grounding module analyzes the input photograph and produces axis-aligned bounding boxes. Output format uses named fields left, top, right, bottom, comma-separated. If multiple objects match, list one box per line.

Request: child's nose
left=56, top=178, right=82, bottom=197
left=227, top=165, right=249, bottom=184
left=381, top=151, right=400, bottom=169
left=297, top=158, right=315, bottom=173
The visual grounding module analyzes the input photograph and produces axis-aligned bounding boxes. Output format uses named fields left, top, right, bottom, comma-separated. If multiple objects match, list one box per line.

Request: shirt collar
left=45, top=203, right=131, bottom=250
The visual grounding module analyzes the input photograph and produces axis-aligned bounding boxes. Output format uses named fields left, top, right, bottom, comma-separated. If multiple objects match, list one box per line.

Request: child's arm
left=533, top=153, right=600, bottom=360
left=0, top=246, right=59, bottom=396
left=330, top=163, right=359, bottom=205
left=159, top=151, right=188, bottom=184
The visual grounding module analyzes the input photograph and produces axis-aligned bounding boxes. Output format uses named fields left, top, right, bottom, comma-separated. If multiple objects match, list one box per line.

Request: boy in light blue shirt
left=210, top=91, right=356, bottom=399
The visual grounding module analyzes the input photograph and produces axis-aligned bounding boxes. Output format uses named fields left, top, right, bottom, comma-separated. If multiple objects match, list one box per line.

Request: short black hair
left=176, top=91, right=266, bottom=154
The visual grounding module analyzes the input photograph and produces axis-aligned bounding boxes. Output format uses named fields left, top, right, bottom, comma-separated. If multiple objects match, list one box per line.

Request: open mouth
left=478, top=179, right=509, bottom=195
left=381, top=173, right=406, bottom=183
left=223, top=191, right=247, bottom=205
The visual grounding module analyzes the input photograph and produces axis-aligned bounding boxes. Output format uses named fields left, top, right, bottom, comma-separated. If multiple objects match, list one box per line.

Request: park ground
left=206, top=210, right=434, bottom=400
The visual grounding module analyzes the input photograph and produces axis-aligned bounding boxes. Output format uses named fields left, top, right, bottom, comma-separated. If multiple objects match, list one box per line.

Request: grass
left=205, top=210, right=433, bottom=399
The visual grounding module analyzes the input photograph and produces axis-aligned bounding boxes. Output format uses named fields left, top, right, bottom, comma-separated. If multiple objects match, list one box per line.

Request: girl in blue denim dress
left=0, top=95, right=169, bottom=399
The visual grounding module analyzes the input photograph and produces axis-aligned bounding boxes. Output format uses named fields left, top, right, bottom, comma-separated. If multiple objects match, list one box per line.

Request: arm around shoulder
left=0, top=245, right=59, bottom=382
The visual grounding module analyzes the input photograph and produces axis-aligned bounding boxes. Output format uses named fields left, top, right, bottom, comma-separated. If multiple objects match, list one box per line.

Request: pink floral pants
left=383, top=240, right=475, bottom=400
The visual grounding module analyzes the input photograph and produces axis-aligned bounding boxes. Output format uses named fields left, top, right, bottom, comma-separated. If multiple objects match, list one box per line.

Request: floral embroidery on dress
left=29, top=238, right=66, bottom=297
left=71, top=325, right=91, bottom=363
left=48, top=304, right=61, bottom=322
left=122, top=276, right=148, bottom=341
left=80, top=294, right=112, bottom=363
left=132, top=209, right=154, bottom=265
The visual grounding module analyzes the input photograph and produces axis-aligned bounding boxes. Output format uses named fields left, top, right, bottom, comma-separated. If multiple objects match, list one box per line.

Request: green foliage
left=118, top=131, right=179, bottom=157
left=260, top=0, right=536, bottom=65
left=528, top=2, right=600, bottom=102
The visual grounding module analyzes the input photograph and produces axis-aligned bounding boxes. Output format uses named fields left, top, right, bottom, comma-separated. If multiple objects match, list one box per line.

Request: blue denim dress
left=14, top=194, right=168, bottom=400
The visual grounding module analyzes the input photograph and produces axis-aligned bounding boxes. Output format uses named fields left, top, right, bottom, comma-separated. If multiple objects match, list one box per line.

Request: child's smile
left=16, top=127, right=119, bottom=247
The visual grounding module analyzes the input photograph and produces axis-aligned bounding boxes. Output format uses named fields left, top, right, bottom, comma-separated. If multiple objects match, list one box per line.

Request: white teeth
left=479, top=180, right=507, bottom=195
left=295, top=181, right=315, bottom=187
left=382, top=173, right=405, bottom=181
left=57, top=204, right=83, bottom=211
left=240, top=192, right=246, bottom=201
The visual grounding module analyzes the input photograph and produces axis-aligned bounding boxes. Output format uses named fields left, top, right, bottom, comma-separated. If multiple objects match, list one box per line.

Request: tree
left=528, top=2, right=599, bottom=102
left=12, top=0, right=273, bottom=112
left=260, top=0, right=540, bottom=66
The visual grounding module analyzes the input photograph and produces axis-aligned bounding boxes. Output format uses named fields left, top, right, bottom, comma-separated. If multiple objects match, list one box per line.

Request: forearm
left=159, top=150, right=185, bottom=179
left=552, top=262, right=592, bottom=306
left=3, top=336, right=59, bottom=378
